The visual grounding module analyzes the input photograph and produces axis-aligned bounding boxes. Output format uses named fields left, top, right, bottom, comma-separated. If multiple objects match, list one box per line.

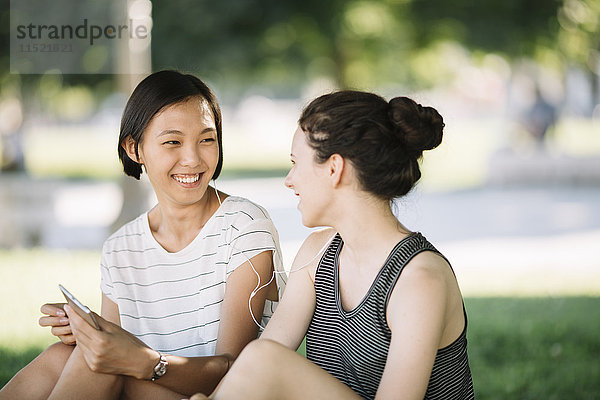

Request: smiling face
left=123, top=97, right=219, bottom=209
left=284, top=127, right=331, bottom=227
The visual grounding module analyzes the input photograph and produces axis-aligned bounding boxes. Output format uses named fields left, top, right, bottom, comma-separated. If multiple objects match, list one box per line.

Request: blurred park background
left=1, top=0, right=599, bottom=398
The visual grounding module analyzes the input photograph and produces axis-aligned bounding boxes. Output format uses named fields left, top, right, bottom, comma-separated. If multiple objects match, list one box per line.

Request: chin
left=301, top=215, right=320, bottom=229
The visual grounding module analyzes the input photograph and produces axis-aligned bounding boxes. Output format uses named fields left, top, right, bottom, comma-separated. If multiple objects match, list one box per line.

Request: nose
left=180, top=143, right=201, bottom=167
left=284, top=169, right=293, bottom=190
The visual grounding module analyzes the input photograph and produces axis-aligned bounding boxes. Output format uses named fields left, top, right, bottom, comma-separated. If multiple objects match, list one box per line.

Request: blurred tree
left=150, top=0, right=347, bottom=96
left=150, top=0, right=422, bottom=93
left=150, top=0, right=599, bottom=105
left=556, top=0, right=600, bottom=111
left=0, top=0, right=126, bottom=171
left=408, top=0, right=599, bottom=109
left=2, top=0, right=598, bottom=124
left=0, top=1, right=117, bottom=101
left=408, top=0, right=564, bottom=57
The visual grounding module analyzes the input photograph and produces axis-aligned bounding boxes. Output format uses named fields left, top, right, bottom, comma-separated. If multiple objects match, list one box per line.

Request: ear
left=121, top=136, right=142, bottom=164
left=327, top=153, right=345, bottom=187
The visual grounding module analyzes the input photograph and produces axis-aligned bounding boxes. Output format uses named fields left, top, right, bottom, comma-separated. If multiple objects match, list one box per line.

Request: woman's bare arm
left=67, top=251, right=276, bottom=396
left=375, top=251, right=462, bottom=400
left=260, top=228, right=335, bottom=349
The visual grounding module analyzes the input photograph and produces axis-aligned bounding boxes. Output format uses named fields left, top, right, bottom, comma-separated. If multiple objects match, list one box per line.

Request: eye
left=201, top=138, right=216, bottom=143
left=163, top=140, right=180, bottom=145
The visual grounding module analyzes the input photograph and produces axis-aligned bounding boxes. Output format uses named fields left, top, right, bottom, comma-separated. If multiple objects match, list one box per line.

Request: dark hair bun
left=388, top=97, right=444, bottom=157
left=299, top=90, right=446, bottom=200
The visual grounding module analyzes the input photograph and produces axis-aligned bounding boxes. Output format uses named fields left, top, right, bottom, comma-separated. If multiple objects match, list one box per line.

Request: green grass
left=0, top=249, right=101, bottom=350
left=1, top=251, right=599, bottom=398
left=465, top=297, right=600, bottom=400
left=0, top=347, right=46, bottom=386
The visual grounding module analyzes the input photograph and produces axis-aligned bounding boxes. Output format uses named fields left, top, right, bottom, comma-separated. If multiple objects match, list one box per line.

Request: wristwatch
left=151, top=352, right=168, bottom=381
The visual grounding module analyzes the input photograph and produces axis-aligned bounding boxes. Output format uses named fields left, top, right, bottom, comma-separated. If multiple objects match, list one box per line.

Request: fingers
left=39, top=314, right=69, bottom=328
left=59, top=334, right=76, bottom=346
left=39, top=303, right=75, bottom=343
left=40, top=303, right=66, bottom=317
left=47, top=322, right=75, bottom=344
left=189, top=394, right=210, bottom=400
left=50, top=324, right=73, bottom=337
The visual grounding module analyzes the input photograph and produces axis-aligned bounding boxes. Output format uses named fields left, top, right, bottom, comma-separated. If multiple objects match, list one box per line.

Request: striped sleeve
left=226, top=218, right=279, bottom=276
left=100, top=242, right=116, bottom=302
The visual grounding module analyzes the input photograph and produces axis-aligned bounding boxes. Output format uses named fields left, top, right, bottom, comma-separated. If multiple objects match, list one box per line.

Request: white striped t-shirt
left=100, top=196, right=286, bottom=357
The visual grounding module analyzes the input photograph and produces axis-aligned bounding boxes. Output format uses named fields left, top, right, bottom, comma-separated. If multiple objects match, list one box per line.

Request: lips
left=172, top=173, right=201, bottom=184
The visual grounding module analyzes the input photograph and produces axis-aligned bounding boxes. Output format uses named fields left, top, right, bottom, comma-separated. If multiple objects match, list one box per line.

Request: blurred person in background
left=521, top=86, right=557, bottom=147
left=0, top=98, right=25, bottom=172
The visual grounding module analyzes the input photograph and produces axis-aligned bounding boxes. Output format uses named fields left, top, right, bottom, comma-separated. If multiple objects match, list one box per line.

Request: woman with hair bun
left=191, top=90, right=474, bottom=400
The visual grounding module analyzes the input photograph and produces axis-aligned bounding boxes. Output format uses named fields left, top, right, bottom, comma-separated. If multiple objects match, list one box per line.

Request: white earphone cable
left=213, top=180, right=334, bottom=329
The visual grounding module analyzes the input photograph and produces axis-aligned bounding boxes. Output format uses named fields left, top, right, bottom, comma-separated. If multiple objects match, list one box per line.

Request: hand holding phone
left=58, top=284, right=101, bottom=330
left=39, top=302, right=75, bottom=345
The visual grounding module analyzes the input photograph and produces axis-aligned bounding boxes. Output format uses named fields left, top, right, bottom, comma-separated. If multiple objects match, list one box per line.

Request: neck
left=149, top=187, right=220, bottom=251
left=327, top=193, right=410, bottom=269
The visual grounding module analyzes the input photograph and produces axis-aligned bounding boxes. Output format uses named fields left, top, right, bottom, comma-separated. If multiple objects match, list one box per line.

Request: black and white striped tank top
left=306, top=233, right=474, bottom=400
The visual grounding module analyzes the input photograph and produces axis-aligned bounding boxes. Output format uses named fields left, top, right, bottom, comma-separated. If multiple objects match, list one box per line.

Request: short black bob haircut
left=118, top=70, right=223, bottom=180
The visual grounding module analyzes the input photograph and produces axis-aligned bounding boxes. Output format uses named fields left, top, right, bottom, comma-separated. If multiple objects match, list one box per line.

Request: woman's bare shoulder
left=291, top=228, right=337, bottom=278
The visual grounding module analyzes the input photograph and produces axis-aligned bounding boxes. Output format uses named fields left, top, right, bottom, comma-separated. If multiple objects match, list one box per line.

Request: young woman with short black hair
left=0, top=70, right=286, bottom=399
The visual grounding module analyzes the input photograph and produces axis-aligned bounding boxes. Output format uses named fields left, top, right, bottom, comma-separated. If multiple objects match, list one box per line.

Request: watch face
left=153, top=355, right=168, bottom=380
left=156, top=364, right=167, bottom=376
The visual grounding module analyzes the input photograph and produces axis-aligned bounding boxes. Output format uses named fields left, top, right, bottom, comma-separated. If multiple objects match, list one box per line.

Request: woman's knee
left=213, top=340, right=297, bottom=399
left=45, top=342, right=75, bottom=358
left=238, top=339, right=283, bottom=364
left=230, top=339, right=288, bottom=379
left=37, top=342, right=75, bottom=368
left=0, top=343, right=74, bottom=399
left=24, top=342, right=74, bottom=374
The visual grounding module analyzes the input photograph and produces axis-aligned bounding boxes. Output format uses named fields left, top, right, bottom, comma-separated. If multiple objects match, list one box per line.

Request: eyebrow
left=157, top=127, right=217, bottom=137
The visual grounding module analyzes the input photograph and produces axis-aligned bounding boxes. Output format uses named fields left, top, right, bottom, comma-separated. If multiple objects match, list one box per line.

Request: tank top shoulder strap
left=312, top=233, right=343, bottom=300
left=371, top=233, right=442, bottom=323
left=314, top=233, right=343, bottom=278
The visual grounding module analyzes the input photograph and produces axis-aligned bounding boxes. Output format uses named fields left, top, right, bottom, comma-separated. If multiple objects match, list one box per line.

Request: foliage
left=150, top=0, right=600, bottom=95
left=1, top=0, right=599, bottom=116
left=409, top=0, right=564, bottom=57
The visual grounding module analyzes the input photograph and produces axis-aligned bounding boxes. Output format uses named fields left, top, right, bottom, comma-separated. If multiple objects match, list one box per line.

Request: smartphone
left=58, top=284, right=101, bottom=330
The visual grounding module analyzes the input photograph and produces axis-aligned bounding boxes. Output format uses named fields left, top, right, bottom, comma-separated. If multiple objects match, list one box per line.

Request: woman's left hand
left=65, top=304, right=157, bottom=380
